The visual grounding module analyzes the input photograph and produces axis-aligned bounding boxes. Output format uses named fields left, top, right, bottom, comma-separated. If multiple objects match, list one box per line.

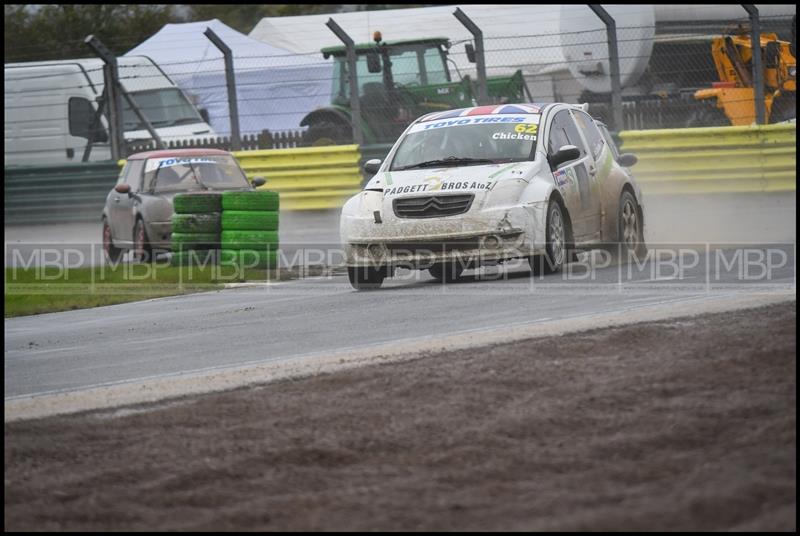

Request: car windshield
left=145, top=155, right=251, bottom=193
left=390, top=114, right=540, bottom=171
left=123, top=88, right=203, bottom=131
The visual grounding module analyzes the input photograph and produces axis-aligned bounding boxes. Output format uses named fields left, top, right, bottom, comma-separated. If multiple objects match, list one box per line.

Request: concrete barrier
left=620, top=123, right=796, bottom=195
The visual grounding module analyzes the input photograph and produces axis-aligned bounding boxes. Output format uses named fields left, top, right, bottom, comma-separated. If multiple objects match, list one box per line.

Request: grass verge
left=4, top=262, right=292, bottom=317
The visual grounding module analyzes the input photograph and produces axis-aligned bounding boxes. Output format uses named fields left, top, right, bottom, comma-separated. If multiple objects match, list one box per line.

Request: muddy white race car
left=340, top=103, right=647, bottom=290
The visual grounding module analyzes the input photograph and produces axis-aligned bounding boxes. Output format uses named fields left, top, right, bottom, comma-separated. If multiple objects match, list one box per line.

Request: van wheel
left=133, top=219, right=153, bottom=263
left=102, top=218, right=123, bottom=264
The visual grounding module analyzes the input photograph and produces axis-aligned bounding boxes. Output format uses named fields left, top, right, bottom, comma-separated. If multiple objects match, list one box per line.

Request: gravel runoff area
left=4, top=302, right=796, bottom=531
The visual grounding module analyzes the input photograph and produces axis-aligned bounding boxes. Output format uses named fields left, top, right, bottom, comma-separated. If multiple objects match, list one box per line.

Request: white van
left=4, top=56, right=217, bottom=166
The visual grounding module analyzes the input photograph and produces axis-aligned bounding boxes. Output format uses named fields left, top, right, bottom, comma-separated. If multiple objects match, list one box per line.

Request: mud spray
left=643, top=192, right=796, bottom=246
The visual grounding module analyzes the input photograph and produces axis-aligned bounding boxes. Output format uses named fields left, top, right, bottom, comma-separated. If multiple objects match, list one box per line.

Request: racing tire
left=618, top=190, right=647, bottom=262
left=173, top=192, right=223, bottom=214
left=221, top=210, right=279, bottom=231
left=133, top=219, right=153, bottom=263
left=220, top=230, right=279, bottom=250
left=171, top=213, right=221, bottom=233
left=170, top=249, right=218, bottom=267
left=102, top=218, right=123, bottom=265
left=221, top=191, right=279, bottom=212
left=428, top=262, right=465, bottom=283
left=219, top=249, right=278, bottom=269
left=171, top=232, right=220, bottom=252
left=348, top=265, right=387, bottom=290
left=529, top=200, right=567, bottom=275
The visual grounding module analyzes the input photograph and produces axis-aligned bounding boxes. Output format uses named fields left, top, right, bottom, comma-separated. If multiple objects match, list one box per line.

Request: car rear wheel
left=102, top=218, right=123, bottom=264
left=348, top=265, right=387, bottom=290
left=529, top=200, right=567, bottom=275
left=428, top=262, right=465, bottom=283
left=133, top=219, right=153, bottom=263
left=618, top=190, right=647, bottom=261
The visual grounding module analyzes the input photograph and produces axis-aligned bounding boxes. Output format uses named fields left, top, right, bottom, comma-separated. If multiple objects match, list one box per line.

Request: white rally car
left=340, top=103, right=646, bottom=289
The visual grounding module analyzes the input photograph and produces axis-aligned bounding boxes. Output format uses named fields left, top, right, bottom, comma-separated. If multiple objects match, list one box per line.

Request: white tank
left=557, top=5, right=656, bottom=94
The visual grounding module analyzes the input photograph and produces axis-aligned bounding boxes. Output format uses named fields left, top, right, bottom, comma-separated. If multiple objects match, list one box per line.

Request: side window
left=547, top=110, right=587, bottom=159
left=572, top=111, right=605, bottom=160
left=124, top=160, right=145, bottom=192
left=68, top=97, right=95, bottom=139
left=598, top=123, right=620, bottom=160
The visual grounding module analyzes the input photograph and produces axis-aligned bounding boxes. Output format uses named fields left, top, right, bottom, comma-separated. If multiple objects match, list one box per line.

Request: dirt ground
left=4, top=302, right=796, bottom=531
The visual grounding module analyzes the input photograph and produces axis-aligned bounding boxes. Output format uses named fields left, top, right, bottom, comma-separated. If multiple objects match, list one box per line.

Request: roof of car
left=127, top=148, right=232, bottom=160
left=417, top=102, right=590, bottom=123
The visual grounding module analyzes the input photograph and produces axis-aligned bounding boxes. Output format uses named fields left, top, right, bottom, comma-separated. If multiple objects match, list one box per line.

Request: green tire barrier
left=170, top=249, right=218, bottom=267
left=171, top=232, right=220, bottom=251
left=220, top=230, right=279, bottom=250
left=221, top=190, right=279, bottom=211
left=219, top=248, right=278, bottom=269
left=171, top=213, right=221, bottom=233
left=173, top=192, right=223, bottom=214
left=221, top=210, right=279, bottom=231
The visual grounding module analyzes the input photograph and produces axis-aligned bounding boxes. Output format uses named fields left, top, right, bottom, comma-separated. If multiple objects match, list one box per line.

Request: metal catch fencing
left=4, top=5, right=794, bottom=166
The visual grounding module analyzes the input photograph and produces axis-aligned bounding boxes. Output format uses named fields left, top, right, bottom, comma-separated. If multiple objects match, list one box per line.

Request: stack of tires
left=170, top=193, right=222, bottom=266
left=220, top=191, right=279, bottom=269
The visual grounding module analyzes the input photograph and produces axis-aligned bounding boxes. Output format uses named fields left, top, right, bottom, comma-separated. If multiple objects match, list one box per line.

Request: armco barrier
left=233, top=145, right=363, bottom=211
left=4, top=161, right=119, bottom=225
left=620, top=123, right=796, bottom=195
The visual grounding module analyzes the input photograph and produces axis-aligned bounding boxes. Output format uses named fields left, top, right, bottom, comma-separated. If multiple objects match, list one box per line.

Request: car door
left=109, top=159, right=144, bottom=245
left=570, top=110, right=609, bottom=238
left=546, top=109, right=600, bottom=240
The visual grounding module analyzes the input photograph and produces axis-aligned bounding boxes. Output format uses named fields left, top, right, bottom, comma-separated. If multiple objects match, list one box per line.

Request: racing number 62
left=514, top=123, right=538, bottom=134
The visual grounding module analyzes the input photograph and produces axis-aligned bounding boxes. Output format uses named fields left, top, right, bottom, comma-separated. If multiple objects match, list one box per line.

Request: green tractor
left=301, top=34, right=530, bottom=145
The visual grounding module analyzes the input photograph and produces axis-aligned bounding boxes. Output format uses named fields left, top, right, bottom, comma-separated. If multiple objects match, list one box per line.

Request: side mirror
left=114, top=183, right=131, bottom=194
left=366, top=51, right=381, bottom=74
left=549, top=145, right=581, bottom=170
left=252, top=176, right=266, bottom=188
left=363, top=158, right=382, bottom=175
left=465, top=43, right=476, bottom=63
left=617, top=153, right=638, bottom=167
left=199, top=108, right=210, bottom=124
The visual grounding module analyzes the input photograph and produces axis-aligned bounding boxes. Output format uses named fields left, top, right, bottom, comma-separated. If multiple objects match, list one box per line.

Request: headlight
left=789, top=66, right=797, bottom=78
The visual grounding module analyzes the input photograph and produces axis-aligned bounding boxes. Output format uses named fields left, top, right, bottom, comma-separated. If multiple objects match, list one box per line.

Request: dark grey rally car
left=102, top=148, right=264, bottom=262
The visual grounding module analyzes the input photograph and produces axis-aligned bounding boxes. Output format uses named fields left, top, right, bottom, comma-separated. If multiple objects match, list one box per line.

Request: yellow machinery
left=694, top=25, right=796, bottom=125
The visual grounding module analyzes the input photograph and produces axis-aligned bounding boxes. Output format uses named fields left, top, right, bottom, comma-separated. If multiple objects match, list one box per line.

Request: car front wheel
left=348, top=265, right=387, bottom=290
left=133, top=219, right=153, bottom=263
left=428, top=262, right=465, bottom=283
left=529, top=200, right=567, bottom=275
left=102, top=218, right=123, bottom=264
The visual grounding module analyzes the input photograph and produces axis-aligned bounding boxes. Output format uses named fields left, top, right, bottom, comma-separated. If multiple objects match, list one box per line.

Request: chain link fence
left=4, top=5, right=796, bottom=162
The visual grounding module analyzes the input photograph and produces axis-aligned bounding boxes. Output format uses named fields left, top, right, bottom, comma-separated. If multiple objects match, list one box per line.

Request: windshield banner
left=408, top=114, right=540, bottom=134
left=145, top=157, right=218, bottom=173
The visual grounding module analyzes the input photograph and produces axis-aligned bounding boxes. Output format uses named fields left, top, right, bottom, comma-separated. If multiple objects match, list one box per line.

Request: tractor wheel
left=685, top=101, right=730, bottom=128
left=305, top=120, right=352, bottom=146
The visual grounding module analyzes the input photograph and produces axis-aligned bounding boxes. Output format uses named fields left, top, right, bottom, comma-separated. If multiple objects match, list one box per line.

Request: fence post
left=326, top=18, right=364, bottom=146
left=453, top=8, right=488, bottom=105
left=84, top=35, right=125, bottom=160
left=204, top=27, right=242, bottom=151
left=588, top=5, right=623, bottom=132
left=742, top=5, right=766, bottom=125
